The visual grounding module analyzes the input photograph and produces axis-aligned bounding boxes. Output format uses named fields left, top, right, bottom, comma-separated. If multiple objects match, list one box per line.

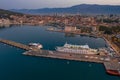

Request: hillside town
left=0, top=14, right=120, bottom=27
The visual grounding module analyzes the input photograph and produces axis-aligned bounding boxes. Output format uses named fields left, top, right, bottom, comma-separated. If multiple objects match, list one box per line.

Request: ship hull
left=106, top=69, right=120, bottom=76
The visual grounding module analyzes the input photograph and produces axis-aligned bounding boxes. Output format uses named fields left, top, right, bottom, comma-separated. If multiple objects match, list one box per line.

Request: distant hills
left=10, top=4, right=120, bottom=15
left=0, top=9, right=23, bottom=18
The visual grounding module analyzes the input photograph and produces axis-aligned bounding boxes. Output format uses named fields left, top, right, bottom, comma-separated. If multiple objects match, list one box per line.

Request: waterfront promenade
left=103, top=36, right=120, bottom=56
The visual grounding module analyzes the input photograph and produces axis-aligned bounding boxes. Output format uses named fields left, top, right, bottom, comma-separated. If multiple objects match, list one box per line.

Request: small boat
left=28, top=43, right=43, bottom=49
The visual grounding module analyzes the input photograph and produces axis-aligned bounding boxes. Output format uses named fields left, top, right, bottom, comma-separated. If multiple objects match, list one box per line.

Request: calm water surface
left=0, top=25, right=120, bottom=80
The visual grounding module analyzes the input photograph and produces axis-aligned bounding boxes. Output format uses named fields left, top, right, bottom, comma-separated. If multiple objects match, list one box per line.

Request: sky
left=0, top=0, right=120, bottom=9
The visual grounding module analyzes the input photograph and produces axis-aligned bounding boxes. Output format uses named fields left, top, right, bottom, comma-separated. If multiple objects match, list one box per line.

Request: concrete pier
left=104, top=62, right=120, bottom=71
left=23, top=49, right=114, bottom=63
left=0, top=38, right=30, bottom=50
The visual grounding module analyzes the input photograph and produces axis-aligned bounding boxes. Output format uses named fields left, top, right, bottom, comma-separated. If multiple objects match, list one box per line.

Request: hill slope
left=0, top=9, right=23, bottom=18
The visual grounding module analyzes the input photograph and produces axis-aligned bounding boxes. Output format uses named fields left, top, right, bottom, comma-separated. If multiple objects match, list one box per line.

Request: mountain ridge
left=10, top=4, right=120, bottom=14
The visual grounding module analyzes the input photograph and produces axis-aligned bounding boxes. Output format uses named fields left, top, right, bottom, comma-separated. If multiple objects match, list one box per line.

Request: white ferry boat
left=29, top=43, right=43, bottom=49
left=56, top=42, right=98, bottom=54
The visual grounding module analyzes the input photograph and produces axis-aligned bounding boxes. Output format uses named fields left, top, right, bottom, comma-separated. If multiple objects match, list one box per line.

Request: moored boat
left=28, top=43, right=43, bottom=49
left=106, top=69, right=120, bottom=76
left=56, top=42, right=98, bottom=54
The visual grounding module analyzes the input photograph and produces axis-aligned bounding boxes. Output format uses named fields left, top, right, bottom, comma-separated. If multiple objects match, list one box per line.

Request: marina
left=0, top=38, right=120, bottom=76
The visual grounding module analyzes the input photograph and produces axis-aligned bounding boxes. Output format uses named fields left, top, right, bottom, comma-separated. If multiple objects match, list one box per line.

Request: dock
left=23, top=50, right=110, bottom=63
left=104, top=62, right=120, bottom=71
left=104, top=62, right=120, bottom=76
left=0, top=38, right=120, bottom=76
left=0, top=38, right=30, bottom=50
